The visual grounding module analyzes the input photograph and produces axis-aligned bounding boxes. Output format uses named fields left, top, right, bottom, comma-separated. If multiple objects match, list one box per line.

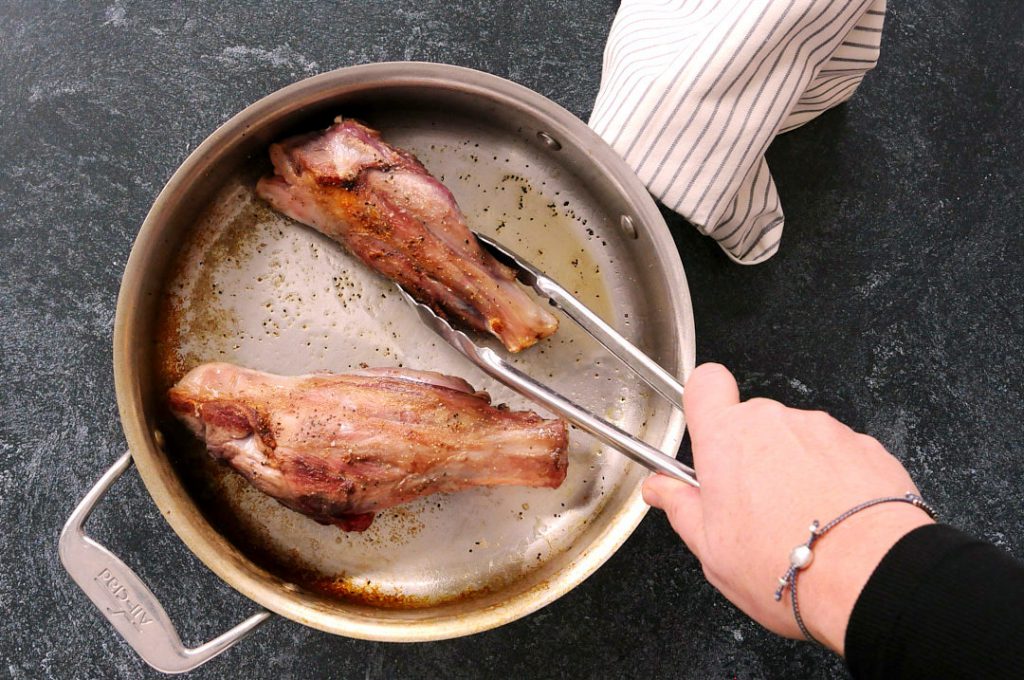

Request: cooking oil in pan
left=155, top=129, right=660, bottom=607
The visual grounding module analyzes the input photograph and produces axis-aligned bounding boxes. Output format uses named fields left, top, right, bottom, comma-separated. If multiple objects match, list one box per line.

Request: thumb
left=643, top=474, right=706, bottom=559
left=683, top=363, right=740, bottom=446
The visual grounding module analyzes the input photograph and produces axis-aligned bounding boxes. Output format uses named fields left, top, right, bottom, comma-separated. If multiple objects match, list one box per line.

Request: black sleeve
left=845, top=523, right=1024, bottom=679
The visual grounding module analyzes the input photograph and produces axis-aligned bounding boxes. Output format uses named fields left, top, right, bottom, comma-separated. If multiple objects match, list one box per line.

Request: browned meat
left=168, top=362, right=569, bottom=531
left=255, top=117, right=559, bottom=353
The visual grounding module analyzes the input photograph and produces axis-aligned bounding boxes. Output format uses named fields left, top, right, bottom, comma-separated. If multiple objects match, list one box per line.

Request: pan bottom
left=153, top=112, right=655, bottom=607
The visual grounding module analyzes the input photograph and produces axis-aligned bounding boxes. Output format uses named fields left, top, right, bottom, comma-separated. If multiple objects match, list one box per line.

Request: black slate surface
left=2, top=1, right=1022, bottom=678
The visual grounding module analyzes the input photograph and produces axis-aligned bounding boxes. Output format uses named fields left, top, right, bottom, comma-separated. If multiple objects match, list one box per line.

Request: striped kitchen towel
left=589, top=0, right=886, bottom=264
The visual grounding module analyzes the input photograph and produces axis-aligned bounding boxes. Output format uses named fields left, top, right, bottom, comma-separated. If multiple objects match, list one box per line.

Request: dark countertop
left=2, top=1, right=1022, bottom=678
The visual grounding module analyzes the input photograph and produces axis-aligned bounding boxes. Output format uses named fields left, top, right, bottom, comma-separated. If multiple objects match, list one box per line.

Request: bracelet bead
left=789, top=545, right=814, bottom=569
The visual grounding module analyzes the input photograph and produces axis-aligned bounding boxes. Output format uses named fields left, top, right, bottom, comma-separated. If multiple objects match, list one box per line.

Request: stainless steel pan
left=60, top=62, right=695, bottom=673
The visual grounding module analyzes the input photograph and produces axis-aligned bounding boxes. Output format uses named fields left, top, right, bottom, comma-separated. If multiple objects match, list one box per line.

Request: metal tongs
left=398, top=233, right=698, bottom=488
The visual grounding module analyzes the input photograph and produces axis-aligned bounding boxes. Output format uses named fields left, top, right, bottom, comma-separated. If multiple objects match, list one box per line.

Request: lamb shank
left=168, top=362, right=569, bottom=531
left=256, top=117, right=559, bottom=353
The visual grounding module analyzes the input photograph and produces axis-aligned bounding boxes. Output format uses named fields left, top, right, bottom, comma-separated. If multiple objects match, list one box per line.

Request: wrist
left=797, top=502, right=935, bottom=655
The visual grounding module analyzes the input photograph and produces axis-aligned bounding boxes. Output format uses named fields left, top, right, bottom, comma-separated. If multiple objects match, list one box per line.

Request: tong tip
left=474, top=232, right=543, bottom=287
left=396, top=285, right=472, bottom=347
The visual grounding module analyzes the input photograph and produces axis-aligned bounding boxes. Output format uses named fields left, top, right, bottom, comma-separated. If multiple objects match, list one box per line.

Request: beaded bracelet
left=773, top=492, right=938, bottom=644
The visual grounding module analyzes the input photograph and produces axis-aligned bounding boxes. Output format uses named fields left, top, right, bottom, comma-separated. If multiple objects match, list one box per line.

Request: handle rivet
left=537, top=131, right=561, bottom=150
left=620, top=215, right=638, bottom=240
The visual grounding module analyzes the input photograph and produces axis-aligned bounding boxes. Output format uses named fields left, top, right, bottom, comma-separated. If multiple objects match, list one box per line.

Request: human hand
left=643, top=363, right=935, bottom=655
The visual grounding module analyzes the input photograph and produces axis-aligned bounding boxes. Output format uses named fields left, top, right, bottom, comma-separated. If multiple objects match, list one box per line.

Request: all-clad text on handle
left=59, top=451, right=270, bottom=674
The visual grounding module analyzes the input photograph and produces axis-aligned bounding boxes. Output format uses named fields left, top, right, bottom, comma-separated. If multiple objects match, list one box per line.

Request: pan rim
left=114, top=61, right=695, bottom=641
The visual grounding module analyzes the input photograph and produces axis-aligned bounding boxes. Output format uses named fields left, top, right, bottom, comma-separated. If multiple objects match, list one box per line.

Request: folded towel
left=590, top=0, right=886, bottom=264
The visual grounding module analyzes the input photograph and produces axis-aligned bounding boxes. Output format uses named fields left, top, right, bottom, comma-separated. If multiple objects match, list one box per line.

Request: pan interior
left=154, top=101, right=670, bottom=609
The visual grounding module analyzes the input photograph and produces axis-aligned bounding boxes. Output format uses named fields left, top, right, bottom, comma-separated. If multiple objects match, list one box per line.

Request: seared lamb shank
left=256, top=117, right=559, bottom=353
left=169, top=362, right=569, bottom=531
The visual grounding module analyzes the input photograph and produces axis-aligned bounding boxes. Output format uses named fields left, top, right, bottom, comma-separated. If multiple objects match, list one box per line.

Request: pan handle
left=59, top=451, right=271, bottom=674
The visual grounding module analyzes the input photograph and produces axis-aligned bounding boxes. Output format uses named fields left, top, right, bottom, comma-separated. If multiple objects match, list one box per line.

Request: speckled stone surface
left=2, top=1, right=1022, bottom=678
